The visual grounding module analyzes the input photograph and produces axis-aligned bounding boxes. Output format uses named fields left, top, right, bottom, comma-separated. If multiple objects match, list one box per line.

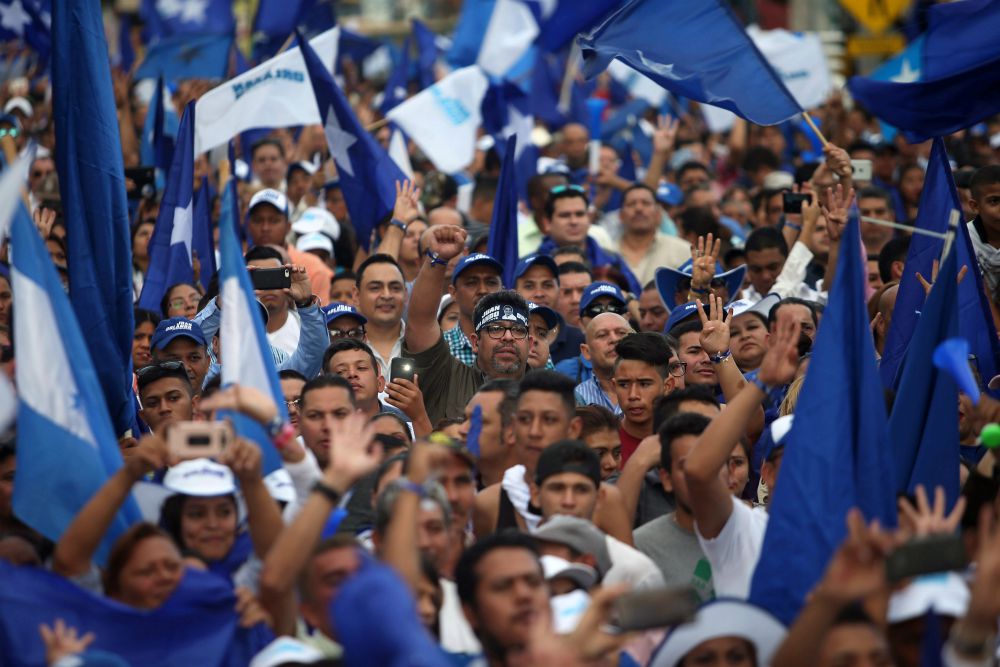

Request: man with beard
left=404, top=226, right=533, bottom=424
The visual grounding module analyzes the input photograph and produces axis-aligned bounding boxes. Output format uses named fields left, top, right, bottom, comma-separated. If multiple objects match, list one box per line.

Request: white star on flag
left=169, top=202, right=194, bottom=258
left=0, top=0, right=32, bottom=36
left=890, top=59, right=920, bottom=84
left=324, top=106, right=357, bottom=177
left=503, top=105, right=534, bottom=160
left=156, top=0, right=208, bottom=24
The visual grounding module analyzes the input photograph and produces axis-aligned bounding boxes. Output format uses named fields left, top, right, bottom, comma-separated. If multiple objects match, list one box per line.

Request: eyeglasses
left=583, top=303, right=627, bottom=319
left=481, top=323, right=529, bottom=340
left=0, top=128, right=20, bottom=139
left=329, top=327, right=365, bottom=340
left=31, top=169, right=53, bottom=179
left=668, top=361, right=687, bottom=378
left=284, top=398, right=301, bottom=408
left=169, top=298, right=198, bottom=309
left=549, top=184, right=586, bottom=195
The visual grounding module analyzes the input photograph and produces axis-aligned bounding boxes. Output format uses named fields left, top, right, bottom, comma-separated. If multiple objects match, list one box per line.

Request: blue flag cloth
left=533, top=0, right=622, bottom=53
left=253, top=0, right=315, bottom=39
left=134, top=32, right=232, bottom=82
left=10, top=198, right=141, bottom=563
left=887, top=236, right=961, bottom=509
left=138, top=102, right=197, bottom=314
left=411, top=18, right=439, bottom=89
left=379, top=35, right=412, bottom=115
left=141, top=0, right=234, bottom=38
left=579, top=0, right=801, bottom=126
left=217, top=180, right=286, bottom=475
left=140, top=76, right=176, bottom=177
left=446, top=0, right=495, bottom=68
left=920, top=610, right=945, bottom=667
left=880, top=139, right=955, bottom=388
left=481, top=80, right=539, bottom=202
left=193, top=177, right=217, bottom=291
left=487, top=135, right=520, bottom=288
left=0, top=0, right=51, bottom=61
left=300, top=32, right=407, bottom=251
left=864, top=37, right=924, bottom=144
left=0, top=562, right=272, bottom=667
left=748, top=217, right=898, bottom=625
left=847, top=0, right=1000, bottom=142
left=53, top=0, right=136, bottom=438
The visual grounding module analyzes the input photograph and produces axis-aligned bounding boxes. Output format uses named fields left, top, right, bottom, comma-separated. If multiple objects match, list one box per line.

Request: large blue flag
left=300, top=32, right=407, bottom=250
left=134, top=32, right=232, bottom=82
left=193, top=176, right=217, bottom=291
left=141, top=0, right=234, bottom=38
left=10, top=197, right=141, bottom=564
left=53, top=0, right=136, bottom=438
left=140, top=76, right=176, bottom=175
left=217, top=181, right=285, bottom=475
left=749, top=216, right=898, bottom=625
left=578, top=0, right=801, bottom=126
left=138, top=102, right=198, bottom=314
left=887, top=239, right=961, bottom=509
left=253, top=0, right=315, bottom=40
left=482, top=80, right=539, bottom=202
left=847, top=0, right=1000, bottom=142
left=411, top=18, right=439, bottom=89
left=0, top=562, right=270, bottom=667
left=379, top=35, right=412, bottom=115
left=880, top=139, right=955, bottom=388
left=487, top=135, right=519, bottom=288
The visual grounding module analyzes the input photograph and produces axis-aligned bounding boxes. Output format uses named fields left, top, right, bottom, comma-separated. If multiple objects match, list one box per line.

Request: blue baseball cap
left=528, top=301, right=560, bottom=330
left=322, top=302, right=367, bottom=326
left=452, top=253, right=504, bottom=285
left=513, top=254, right=559, bottom=284
left=758, top=415, right=794, bottom=463
left=656, top=182, right=683, bottom=207
left=151, top=318, right=207, bottom=351
left=663, top=301, right=709, bottom=336
left=579, top=281, right=626, bottom=315
left=654, top=259, right=747, bottom=311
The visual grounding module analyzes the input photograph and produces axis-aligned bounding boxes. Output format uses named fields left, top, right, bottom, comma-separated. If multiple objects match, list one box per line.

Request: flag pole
left=802, top=112, right=829, bottom=148
left=365, top=117, right=391, bottom=133
left=860, top=216, right=949, bottom=240
left=940, top=209, right=961, bottom=263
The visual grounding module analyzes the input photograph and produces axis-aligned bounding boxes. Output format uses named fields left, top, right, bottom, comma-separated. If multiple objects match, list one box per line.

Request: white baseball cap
left=249, top=637, right=323, bottom=667
left=296, top=232, right=334, bottom=255
left=651, top=600, right=787, bottom=667
left=4, top=96, right=33, bottom=118
left=887, top=572, right=970, bottom=623
left=263, top=469, right=296, bottom=504
left=248, top=188, right=289, bottom=217
left=292, top=206, right=340, bottom=241
left=163, top=459, right=236, bottom=497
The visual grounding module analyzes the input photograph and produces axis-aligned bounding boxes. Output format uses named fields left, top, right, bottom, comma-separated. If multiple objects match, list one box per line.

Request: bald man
left=873, top=283, right=898, bottom=358
left=574, top=312, right=633, bottom=415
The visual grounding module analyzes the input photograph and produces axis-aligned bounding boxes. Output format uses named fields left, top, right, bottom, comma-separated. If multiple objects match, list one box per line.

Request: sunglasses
left=329, top=327, right=366, bottom=340
left=583, top=303, right=627, bottom=319
left=549, top=184, right=586, bottom=195
left=0, top=128, right=19, bottom=139
left=136, top=360, right=185, bottom=380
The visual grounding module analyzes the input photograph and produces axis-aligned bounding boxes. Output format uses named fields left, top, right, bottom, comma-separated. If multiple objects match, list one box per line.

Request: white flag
left=387, top=66, right=489, bottom=174
left=388, top=129, right=413, bottom=179
left=194, top=27, right=340, bottom=153
left=477, top=0, right=539, bottom=78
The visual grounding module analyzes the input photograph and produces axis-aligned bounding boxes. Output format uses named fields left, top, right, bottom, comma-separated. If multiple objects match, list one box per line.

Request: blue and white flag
left=411, top=18, right=441, bottom=89
left=192, top=177, right=216, bottom=291
left=218, top=184, right=285, bottom=475
left=8, top=160, right=141, bottom=564
left=0, top=0, right=50, bottom=61
left=141, top=0, right=234, bottom=38
left=138, top=102, right=197, bottom=314
left=54, top=0, right=136, bottom=438
left=134, top=32, right=232, bottom=82
left=387, top=65, right=490, bottom=174
left=482, top=79, right=538, bottom=202
left=301, top=33, right=408, bottom=251
left=379, top=35, right=412, bottom=115
left=194, top=26, right=339, bottom=153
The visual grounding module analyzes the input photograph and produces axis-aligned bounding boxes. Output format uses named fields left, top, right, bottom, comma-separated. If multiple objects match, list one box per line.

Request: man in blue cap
left=512, top=254, right=560, bottom=309
left=443, top=252, right=504, bottom=366
left=322, top=302, right=367, bottom=343
left=554, top=282, right=629, bottom=384
left=150, top=317, right=211, bottom=394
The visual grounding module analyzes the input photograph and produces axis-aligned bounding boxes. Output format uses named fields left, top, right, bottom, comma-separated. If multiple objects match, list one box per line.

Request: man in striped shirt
left=573, top=312, right=632, bottom=416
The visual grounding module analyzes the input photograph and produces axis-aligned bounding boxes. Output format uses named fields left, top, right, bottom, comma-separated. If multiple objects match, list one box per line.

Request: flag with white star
left=300, top=32, right=407, bottom=251
left=0, top=0, right=50, bottom=61
left=140, top=0, right=233, bottom=39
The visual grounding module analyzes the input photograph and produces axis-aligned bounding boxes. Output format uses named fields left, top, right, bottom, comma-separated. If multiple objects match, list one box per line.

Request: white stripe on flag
left=220, top=276, right=271, bottom=393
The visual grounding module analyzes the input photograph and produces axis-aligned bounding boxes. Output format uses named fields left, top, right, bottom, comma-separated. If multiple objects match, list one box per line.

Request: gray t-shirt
left=633, top=512, right=714, bottom=603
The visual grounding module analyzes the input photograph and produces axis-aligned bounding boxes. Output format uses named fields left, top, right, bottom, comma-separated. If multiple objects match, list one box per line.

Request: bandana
left=475, top=303, right=529, bottom=332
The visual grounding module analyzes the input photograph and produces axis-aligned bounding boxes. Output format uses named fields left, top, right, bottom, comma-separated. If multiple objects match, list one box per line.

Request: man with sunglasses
left=537, top=185, right=641, bottom=295
left=322, top=302, right=367, bottom=343
left=135, top=360, right=198, bottom=435
left=405, top=225, right=533, bottom=425
left=554, top=282, right=629, bottom=384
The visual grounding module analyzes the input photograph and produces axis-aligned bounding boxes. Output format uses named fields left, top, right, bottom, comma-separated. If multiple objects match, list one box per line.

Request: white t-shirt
left=695, top=497, right=769, bottom=599
left=501, top=465, right=542, bottom=533
left=604, top=535, right=666, bottom=591
left=439, top=578, right=482, bottom=654
left=267, top=310, right=301, bottom=357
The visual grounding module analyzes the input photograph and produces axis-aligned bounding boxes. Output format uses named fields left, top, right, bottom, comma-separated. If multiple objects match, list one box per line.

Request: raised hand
left=199, top=384, right=279, bottom=426
left=823, top=143, right=852, bottom=181
left=915, top=258, right=970, bottom=297
left=696, top=294, right=732, bottom=357
left=123, top=433, right=173, bottom=480
left=324, top=412, right=380, bottom=493
left=392, top=179, right=421, bottom=224
left=220, top=436, right=264, bottom=485
left=897, top=484, right=967, bottom=539
left=653, top=114, right=680, bottom=155
left=757, top=315, right=801, bottom=387
left=689, top=233, right=721, bottom=292
left=286, top=264, right=313, bottom=304
left=814, top=508, right=893, bottom=606
left=33, top=206, right=56, bottom=239
left=39, top=619, right=95, bottom=665
left=385, top=374, right=429, bottom=424
left=821, top=184, right=854, bottom=243
left=422, top=224, right=468, bottom=262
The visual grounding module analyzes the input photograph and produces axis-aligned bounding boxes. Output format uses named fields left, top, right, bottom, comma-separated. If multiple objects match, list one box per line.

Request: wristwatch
left=312, top=480, right=342, bottom=505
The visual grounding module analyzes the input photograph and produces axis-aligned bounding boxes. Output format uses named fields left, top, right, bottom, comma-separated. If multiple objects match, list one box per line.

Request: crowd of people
left=3, top=6, right=1000, bottom=666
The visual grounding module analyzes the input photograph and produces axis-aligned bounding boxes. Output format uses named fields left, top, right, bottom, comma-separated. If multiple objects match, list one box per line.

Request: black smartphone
left=609, top=587, right=699, bottom=633
left=782, top=192, right=810, bottom=214
left=886, top=534, right=968, bottom=583
left=390, top=357, right=417, bottom=383
left=251, top=267, right=291, bottom=290
left=125, top=167, right=156, bottom=200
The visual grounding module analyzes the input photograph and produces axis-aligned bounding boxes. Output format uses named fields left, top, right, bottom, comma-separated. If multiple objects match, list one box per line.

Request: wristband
left=709, top=349, right=732, bottom=364
left=689, top=285, right=709, bottom=295
left=312, top=480, right=342, bottom=505
left=784, top=221, right=802, bottom=232
left=389, top=218, right=408, bottom=232
left=272, top=423, right=297, bottom=451
left=425, top=249, right=448, bottom=267
left=397, top=478, right=428, bottom=498
left=749, top=375, right=775, bottom=395
left=295, top=295, right=317, bottom=309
